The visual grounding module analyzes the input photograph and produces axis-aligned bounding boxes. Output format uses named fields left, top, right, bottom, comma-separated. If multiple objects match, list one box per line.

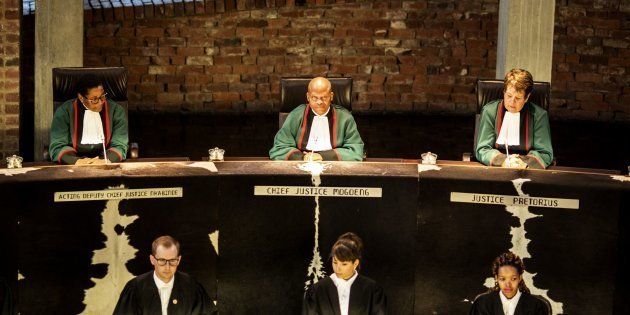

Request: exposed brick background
left=0, top=0, right=20, bottom=159
left=81, top=0, right=630, bottom=121
left=9, top=0, right=630, bottom=163
left=552, top=0, right=630, bottom=121
left=83, top=0, right=499, bottom=114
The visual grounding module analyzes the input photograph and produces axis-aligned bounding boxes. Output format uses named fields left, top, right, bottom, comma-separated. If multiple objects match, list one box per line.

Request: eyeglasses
left=153, top=256, right=180, bottom=266
left=82, top=93, right=108, bottom=105
left=308, top=94, right=331, bottom=103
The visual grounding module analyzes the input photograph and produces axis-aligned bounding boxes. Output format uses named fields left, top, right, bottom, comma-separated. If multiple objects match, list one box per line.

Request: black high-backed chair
left=46, top=67, right=138, bottom=160
left=466, top=79, right=551, bottom=161
left=279, top=77, right=353, bottom=129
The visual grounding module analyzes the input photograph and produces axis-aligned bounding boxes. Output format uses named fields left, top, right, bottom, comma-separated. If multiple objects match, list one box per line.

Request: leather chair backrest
left=53, top=67, right=128, bottom=112
left=279, top=77, right=352, bottom=129
left=280, top=77, right=352, bottom=112
left=476, top=79, right=550, bottom=113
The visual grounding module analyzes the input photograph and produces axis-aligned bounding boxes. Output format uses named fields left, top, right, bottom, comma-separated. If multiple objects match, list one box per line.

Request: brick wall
left=0, top=0, right=20, bottom=159
left=84, top=0, right=499, bottom=114
left=552, top=0, right=630, bottom=121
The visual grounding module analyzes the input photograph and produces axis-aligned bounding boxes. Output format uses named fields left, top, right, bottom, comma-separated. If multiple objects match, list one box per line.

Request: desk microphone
left=100, top=133, right=109, bottom=164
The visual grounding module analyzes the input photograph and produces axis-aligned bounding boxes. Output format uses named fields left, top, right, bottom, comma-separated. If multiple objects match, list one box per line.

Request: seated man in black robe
left=113, top=235, right=217, bottom=315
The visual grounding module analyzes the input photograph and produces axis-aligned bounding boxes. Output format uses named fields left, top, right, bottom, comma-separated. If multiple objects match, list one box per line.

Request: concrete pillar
left=34, top=0, right=83, bottom=161
left=496, top=0, right=555, bottom=82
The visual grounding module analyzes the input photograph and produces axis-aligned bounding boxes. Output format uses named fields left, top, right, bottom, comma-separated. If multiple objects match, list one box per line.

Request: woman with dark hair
left=49, top=73, right=128, bottom=165
left=470, top=252, right=548, bottom=315
left=302, top=232, right=387, bottom=315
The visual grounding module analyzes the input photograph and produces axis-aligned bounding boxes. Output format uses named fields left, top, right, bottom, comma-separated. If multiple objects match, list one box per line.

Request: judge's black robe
left=113, top=271, right=216, bottom=315
left=469, top=291, right=549, bottom=315
left=302, top=275, right=387, bottom=315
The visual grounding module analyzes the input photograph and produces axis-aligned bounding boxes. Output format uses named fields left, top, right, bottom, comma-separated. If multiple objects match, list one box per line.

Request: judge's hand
left=303, top=152, right=323, bottom=162
left=75, top=157, right=107, bottom=165
left=501, top=155, right=527, bottom=169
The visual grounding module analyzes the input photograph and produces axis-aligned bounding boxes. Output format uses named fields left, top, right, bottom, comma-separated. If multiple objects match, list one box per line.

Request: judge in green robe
left=113, top=236, right=216, bottom=315
left=49, top=74, right=128, bottom=165
left=269, top=77, right=364, bottom=161
left=475, top=69, right=553, bottom=169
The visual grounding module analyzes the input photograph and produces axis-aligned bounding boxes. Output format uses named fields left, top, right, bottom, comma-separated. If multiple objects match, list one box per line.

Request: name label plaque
left=450, top=192, right=579, bottom=209
left=254, top=186, right=382, bottom=198
left=54, top=187, right=183, bottom=202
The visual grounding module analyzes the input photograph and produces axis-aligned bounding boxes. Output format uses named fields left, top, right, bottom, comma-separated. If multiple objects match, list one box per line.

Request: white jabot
left=496, top=111, right=520, bottom=146
left=80, top=105, right=105, bottom=145
left=499, top=289, right=522, bottom=315
left=330, top=271, right=358, bottom=315
left=305, top=107, right=333, bottom=151
left=153, top=272, right=174, bottom=315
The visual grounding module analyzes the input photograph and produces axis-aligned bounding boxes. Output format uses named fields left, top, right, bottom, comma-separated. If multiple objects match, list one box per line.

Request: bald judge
left=269, top=77, right=364, bottom=161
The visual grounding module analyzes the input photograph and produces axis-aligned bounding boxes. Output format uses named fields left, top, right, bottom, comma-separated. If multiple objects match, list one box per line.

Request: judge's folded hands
left=75, top=157, right=107, bottom=165
left=501, top=154, right=528, bottom=169
left=303, top=152, right=323, bottom=162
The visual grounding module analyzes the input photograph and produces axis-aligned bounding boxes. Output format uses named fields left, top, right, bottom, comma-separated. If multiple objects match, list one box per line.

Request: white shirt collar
left=80, top=102, right=105, bottom=145
left=496, top=111, right=520, bottom=146
left=153, top=272, right=175, bottom=315
left=499, top=289, right=522, bottom=315
left=306, top=106, right=333, bottom=151
left=330, top=271, right=358, bottom=315
left=153, top=271, right=174, bottom=289
left=311, top=106, right=331, bottom=117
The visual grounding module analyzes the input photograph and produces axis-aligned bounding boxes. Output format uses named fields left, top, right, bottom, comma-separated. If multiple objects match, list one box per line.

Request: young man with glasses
left=269, top=77, right=364, bottom=161
left=49, top=73, right=129, bottom=165
left=114, top=235, right=217, bottom=315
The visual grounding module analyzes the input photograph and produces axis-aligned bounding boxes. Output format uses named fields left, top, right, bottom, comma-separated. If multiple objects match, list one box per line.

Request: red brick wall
left=0, top=0, right=20, bottom=159
left=81, top=0, right=629, bottom=121
left=552, top=0, right=629, bottom=121
left=84, top=1, right=498, bottom=114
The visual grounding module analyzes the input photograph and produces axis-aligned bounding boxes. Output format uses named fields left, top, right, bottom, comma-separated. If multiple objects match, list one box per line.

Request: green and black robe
left=50, top=99, right=129, bottom=164
left=269, top=104, right=364, bottom=161
left=475, top=100, right=553, bottom=169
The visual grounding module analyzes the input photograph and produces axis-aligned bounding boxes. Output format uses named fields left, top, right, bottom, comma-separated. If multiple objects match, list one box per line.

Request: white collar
left=311, top=106, right=331, bottom=117
left=499, top=289, right=522, bottom=315
left=496, top=111, right=520, bottom=146
left=330, top=271, right=358, bottom=288
left=153, top=271, right=174, bottom=289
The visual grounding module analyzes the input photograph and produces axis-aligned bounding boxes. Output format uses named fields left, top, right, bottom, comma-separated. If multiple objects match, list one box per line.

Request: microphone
left=100, top=132, right=109, bottom=164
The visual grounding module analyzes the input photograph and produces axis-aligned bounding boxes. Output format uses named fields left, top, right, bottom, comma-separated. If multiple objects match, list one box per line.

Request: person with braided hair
left=470, top=252, right=549, bottom=315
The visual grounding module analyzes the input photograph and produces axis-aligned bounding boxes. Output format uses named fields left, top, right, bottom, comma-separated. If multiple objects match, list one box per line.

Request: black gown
left=469, top=291, right=549, bottom=315
left=302, top=275, right=387, bottom=315
left=113, top=271, right=217, bottom=315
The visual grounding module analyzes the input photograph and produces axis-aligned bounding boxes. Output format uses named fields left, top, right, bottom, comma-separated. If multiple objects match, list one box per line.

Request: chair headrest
left=53, top=67, right=128, bottom=102
left=280, top=77, right=352, bottom=112
left=476, top=79, right=550, bottom=112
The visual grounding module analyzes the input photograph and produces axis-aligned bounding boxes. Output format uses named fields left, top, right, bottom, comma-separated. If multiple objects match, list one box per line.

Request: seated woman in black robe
left=302, top=232, right=387, bottom=315
left=470, top=252, right=549, bottom=315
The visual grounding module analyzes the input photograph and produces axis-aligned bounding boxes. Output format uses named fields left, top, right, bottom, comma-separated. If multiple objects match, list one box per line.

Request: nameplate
left=254, top=186, right=382, bottom=198
left=450, top=192, right=579, bottom=209
left=54, top=187, right=183, bottom=202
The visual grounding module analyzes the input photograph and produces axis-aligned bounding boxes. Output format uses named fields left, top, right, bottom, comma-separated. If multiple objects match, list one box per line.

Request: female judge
left=475, top=69, right=553, bottom=169
left=303, top=232, right=387, bottom=315
left=470, top=252, right=549, bottom=315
